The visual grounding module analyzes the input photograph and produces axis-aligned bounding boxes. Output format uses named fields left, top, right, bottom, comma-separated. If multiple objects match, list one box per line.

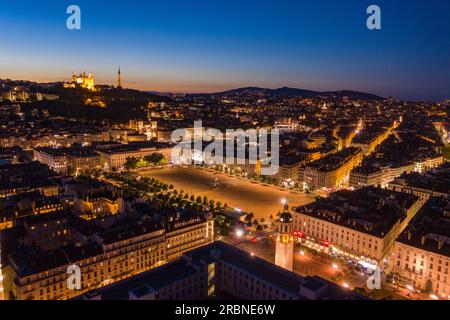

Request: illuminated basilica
left=65, top=72, right=95, bottom=90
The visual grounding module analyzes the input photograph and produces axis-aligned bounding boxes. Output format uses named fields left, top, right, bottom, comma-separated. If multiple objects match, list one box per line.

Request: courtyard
left=134, top=166, right=315, bottom=220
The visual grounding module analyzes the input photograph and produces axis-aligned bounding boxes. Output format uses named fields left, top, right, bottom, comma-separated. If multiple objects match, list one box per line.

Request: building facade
left=291, top=187, right=422, bottom=266
left=2, top=211, right=214, bottom=300
left=350, top=163, right=416, bottom=189
left=389, top=197, right=450, bottom=298
left=77, top=242, right=365, bottom=301
left=301, top=147, right=363, bottom=191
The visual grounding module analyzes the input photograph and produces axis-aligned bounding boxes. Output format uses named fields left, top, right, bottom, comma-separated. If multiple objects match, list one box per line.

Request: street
left=224, top=232, right=416, bottom=300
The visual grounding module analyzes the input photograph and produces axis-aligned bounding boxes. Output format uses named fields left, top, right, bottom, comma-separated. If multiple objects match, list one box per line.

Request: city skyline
left=1, top=0, right=450, bottom=304
left=1, top=0, right=450, bottom=101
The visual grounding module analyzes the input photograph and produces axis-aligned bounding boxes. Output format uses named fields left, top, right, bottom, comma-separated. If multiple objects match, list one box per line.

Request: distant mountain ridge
left=188, top=86, right=384, bottom=100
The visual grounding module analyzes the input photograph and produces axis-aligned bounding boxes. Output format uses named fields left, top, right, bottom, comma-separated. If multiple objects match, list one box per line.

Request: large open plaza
left=135, top=166, right=316, bottom=220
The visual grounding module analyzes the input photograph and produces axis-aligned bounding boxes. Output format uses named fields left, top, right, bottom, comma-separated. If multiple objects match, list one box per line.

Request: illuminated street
left=229, top=234, right=371, bottom=293
left=135, top=166, right=316, bottom=220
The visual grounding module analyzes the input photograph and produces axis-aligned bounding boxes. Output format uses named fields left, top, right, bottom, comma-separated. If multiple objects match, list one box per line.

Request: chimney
left=421, top=235, right=427, bottom=245
left=407, top=232, right=412, bottom=241
left=438, top=240, right=444, bottom=250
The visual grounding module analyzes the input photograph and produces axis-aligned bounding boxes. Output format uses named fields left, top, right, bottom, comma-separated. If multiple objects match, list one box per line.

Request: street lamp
left=332, top=263, right=338, bottom=270
left=235, top=229, right=244, bottom=238
left=281, top=198, right=289, bottom=211
left=343, top=283, right=349, bottom=288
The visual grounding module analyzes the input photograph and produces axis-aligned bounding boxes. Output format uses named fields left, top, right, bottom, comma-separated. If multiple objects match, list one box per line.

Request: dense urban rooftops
left=295, top=186, right=420, bottom=237
left=304, top=147, right=361, bottom=172
left=35, top=146, right=99, bottom=158
left=391, top=163, right=450, bottom=195
left=397, top=197, right=450, bottom=257
left=76, top=241, right=365, bottom=300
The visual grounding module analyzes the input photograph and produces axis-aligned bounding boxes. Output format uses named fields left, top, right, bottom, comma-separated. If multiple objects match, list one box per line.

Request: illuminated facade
left=2, top=212, right=214, bottom=300
left=65, top=72, right=95, bottom=90
left=97, top=144, right=172, bottom=170
left=350, top=163, right=416, bottom=189
left=301, top=148, right=363, bottom=191
left=388, top=163, right=449, bottom=202
left=350, top=121, right=398, bottom=156
left=292, top=187, right=423, bottom=265
left=33, top=147, right=101, bottom=174
left=79, top=242, right=364, bottom=300
left=389, top=197, right=450, bottom=298
left=74, top=191, right=119, bottom=219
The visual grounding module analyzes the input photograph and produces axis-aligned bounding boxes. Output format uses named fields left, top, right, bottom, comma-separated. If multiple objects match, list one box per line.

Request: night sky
left=1, top=0, right=449, bottom=101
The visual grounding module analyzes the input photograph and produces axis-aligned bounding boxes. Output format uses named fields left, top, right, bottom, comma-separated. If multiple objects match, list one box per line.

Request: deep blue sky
left=0, top=0, right=449, bottom=100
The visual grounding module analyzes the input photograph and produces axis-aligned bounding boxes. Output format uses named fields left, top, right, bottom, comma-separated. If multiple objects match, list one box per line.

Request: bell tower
left=275, top=207, right=294, bottom=271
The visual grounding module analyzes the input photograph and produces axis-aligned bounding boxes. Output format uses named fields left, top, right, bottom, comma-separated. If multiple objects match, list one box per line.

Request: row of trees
left=124, top=153, right=168, bottom=170
left=105, top=172, right=225, bottom=213
left=101, top=167, right=236, bottom=235
left=244, top=212, right=272, bottom=230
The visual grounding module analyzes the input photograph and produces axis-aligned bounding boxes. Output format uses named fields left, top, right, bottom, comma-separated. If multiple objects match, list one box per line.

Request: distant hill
left=188, top=86, right=384, bottom=100
left=9, top=81, right=173, bottom=123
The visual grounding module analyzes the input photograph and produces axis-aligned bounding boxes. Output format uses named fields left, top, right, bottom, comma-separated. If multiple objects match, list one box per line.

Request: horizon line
left=1, top=76, right=448, bottom=103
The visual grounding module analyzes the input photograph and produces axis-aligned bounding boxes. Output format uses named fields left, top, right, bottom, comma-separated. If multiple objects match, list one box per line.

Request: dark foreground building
left=77, top=241, right=366, bottom=300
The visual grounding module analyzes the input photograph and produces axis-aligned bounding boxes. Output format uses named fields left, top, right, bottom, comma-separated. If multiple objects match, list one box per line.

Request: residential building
left=389, top=197, right=450, bottom=298
left=76, top=241, right=365, bottom=300
left=292, top=187, right=422, bottom=265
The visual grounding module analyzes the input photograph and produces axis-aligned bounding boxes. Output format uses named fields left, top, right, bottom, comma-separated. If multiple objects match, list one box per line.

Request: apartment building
left=389, top=197, right=450, bottom=298
left=350, top=121, right=397, bottom=156
left=96, top=143, right=172, bottom=170
left=292, top=187, right=422, bottom=265
left=0, top=190, right=65, bottom=232
left=77, top=241, right=365, bottom=301
left=0, top=162, right=59, bottom=199
left=33, top=147, right=100, bottom=174
left=388, top=163, right=450, bottom=202
left=74, top=190, right=120, bottom=218
left=301, top=147, right=363, bottom=191
left=1, top=210, right=214, bottom=300
left=350, top=163, right=416, bottom=189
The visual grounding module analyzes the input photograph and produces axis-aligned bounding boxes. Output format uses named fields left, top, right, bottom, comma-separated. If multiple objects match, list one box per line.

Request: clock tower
left=275, top=210, right=294, bottom=271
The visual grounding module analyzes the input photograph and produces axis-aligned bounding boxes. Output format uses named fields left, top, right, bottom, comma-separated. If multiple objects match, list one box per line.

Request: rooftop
left=304, top=147, right=361, bottom=172
left=295, top=186, right=419, bottom=237
left=397, top=197, right=450, bottom=257
left=391, top=163, right=450, bottom=195
left=77, top=241, right=365, bottom=300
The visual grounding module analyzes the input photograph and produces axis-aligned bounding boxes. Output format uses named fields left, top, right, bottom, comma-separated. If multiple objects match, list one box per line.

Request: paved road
left=228, top=235, right=367, bottom=291
left=135, top=166, right=315, bottom=220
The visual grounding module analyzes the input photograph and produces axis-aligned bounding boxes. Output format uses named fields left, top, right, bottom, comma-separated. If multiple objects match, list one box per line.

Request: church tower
left=117, top=67, right=122, bottom=89
left=275, top=207, right=294, bottom=271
